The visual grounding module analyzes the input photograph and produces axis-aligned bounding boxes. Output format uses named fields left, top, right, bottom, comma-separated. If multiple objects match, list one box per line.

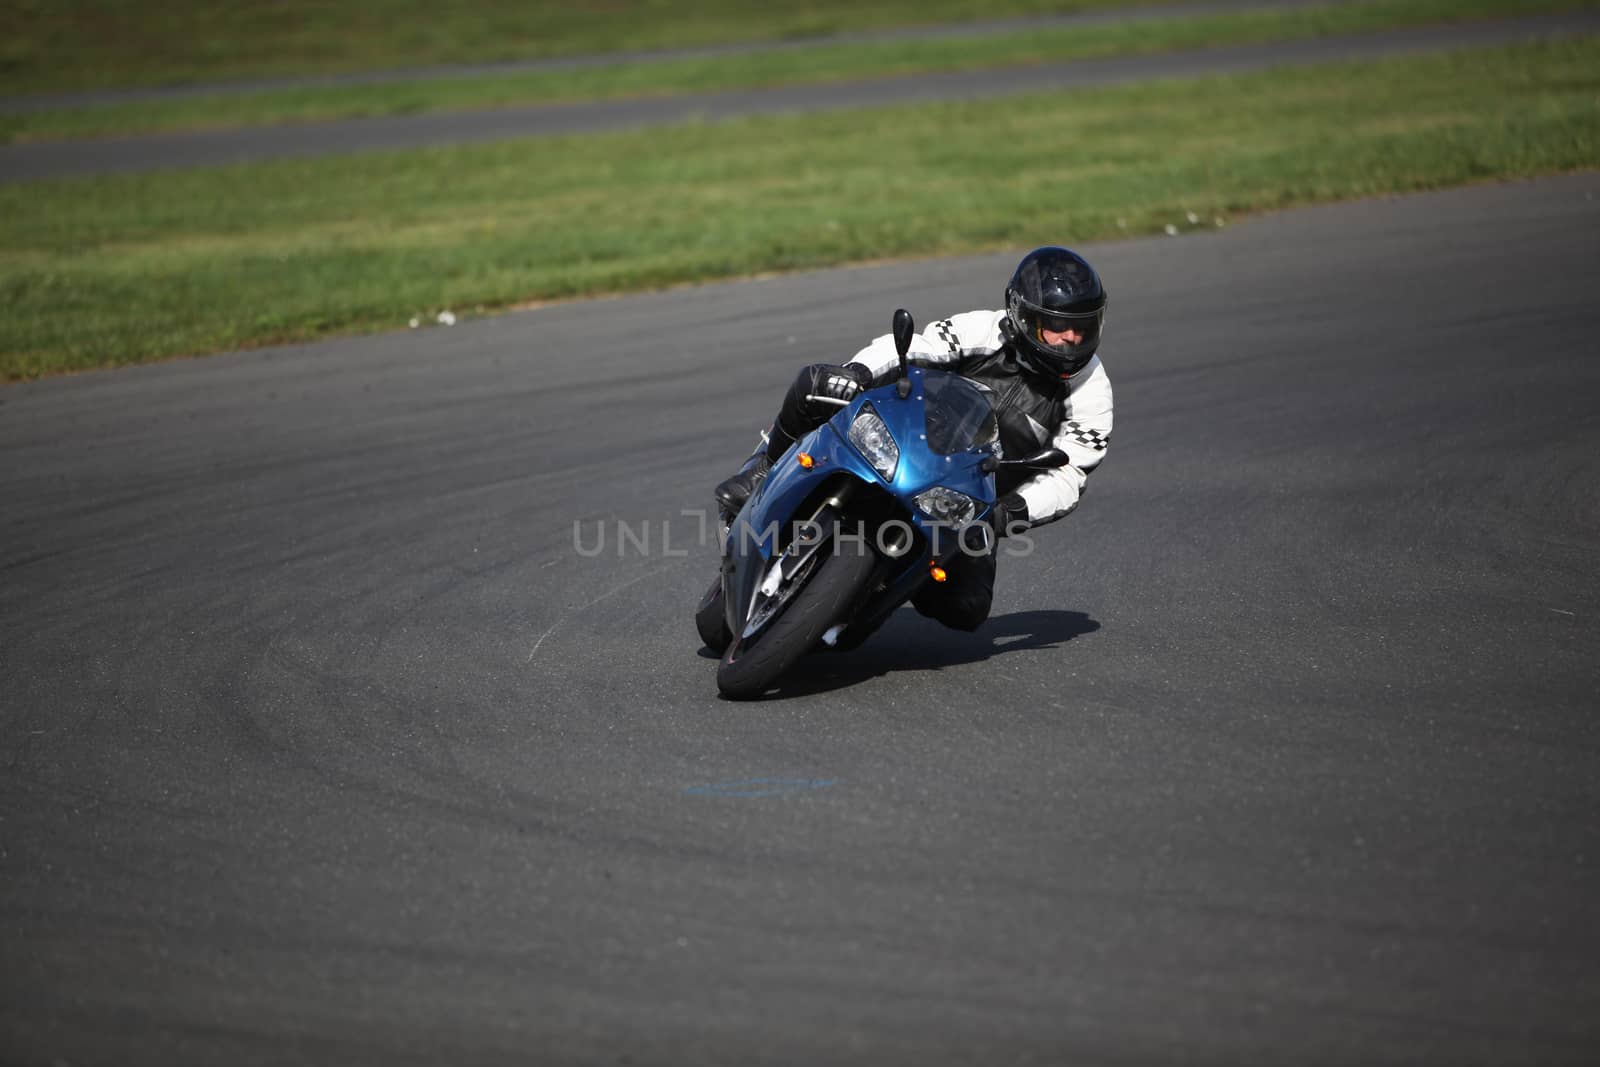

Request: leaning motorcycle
left=696, top=309, right=1068, bottom=699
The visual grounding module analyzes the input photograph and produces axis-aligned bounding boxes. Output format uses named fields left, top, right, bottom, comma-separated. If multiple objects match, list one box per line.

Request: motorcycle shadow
left=749, top=607, right=1100, bottom=700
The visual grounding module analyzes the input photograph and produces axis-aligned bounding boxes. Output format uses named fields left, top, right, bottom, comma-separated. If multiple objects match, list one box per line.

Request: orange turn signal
left=929, top=564, right=948, bottom=583
left=797, top=452, right=815, bottom=469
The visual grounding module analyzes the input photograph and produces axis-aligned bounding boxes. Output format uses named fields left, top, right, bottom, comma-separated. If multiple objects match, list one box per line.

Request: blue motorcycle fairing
left=853, top=368, right=999, bottom=549
left=722, top=366, right=999, bottom=637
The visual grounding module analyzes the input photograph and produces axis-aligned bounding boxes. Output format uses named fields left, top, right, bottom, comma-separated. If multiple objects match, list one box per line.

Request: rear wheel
left=695, top=576, right=732, bottom=652
left=716, top=542, right=875, bottom=699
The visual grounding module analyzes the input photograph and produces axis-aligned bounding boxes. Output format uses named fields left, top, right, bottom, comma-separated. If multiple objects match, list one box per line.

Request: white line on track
left=525, top=565, right=680, bottom=663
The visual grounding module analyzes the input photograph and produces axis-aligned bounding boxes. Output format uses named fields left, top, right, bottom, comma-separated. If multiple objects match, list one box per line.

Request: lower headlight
left=914, top=487, right=978, bottom=526
left=848, top=404, right=899, bottom=481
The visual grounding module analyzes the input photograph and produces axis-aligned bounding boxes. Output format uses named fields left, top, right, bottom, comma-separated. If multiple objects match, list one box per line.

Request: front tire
left=716, top=542, right=875, bottom=699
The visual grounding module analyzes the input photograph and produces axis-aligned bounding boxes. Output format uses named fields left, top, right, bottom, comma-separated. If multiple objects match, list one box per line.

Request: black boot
left=714, top=452, right=772, bottom=523
left=714, top=423, right=796, bottom=522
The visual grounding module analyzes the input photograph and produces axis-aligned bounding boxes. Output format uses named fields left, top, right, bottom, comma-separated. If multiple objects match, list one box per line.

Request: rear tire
left=695, top=576, right=732, bottom=652
left=716, top=542, right=875, bottom=699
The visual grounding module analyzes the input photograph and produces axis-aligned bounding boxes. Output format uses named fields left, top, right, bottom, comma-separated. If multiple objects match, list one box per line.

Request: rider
left=713, top=246, right=1114, bottom=631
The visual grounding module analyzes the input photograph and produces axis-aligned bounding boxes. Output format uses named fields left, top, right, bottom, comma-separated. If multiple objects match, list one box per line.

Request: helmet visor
left=1020, top=305, right=1102, bottom=357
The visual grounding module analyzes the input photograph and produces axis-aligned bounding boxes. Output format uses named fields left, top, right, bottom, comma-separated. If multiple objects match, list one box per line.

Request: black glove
left=988, top=493, right=1029, bottom=538
left=779, top=363, right=875, bottom=450
left=812, top=363, right=872, bottom=403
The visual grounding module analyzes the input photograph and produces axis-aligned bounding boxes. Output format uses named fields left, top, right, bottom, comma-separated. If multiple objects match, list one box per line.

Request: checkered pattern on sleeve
left=1063, top=420, right=1109, bottom=452
left=931, top=319, right=962, bottom=356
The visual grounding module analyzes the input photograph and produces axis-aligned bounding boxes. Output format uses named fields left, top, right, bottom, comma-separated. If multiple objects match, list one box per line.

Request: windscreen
left=922, top=372, right=998, bottom=455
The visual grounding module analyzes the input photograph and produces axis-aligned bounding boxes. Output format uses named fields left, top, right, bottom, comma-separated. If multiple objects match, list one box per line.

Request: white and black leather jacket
left=847, top=309, right=1114, bottom=527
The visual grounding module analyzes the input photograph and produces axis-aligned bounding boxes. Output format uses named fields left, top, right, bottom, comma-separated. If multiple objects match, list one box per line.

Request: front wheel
left=716, top=542, right=875, bottom=699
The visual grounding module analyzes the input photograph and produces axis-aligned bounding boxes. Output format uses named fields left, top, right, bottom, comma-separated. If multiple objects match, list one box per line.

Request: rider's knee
left=912, top=594, right=990, bottom=631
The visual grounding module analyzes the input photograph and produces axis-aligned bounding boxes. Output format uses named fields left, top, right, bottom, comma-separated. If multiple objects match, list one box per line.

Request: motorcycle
left=696, top=309, right=1069, bottom=698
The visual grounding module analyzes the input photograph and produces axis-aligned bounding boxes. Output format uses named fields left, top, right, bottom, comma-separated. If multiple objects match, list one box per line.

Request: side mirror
left=892, top=308, right=915, bottom=358
left=892, top=308, right=915, bottom=398
left=980, top=448, right=1071, bottom=473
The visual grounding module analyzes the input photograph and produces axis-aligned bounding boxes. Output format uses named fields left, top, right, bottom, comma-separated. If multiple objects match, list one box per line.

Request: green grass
left=5, top=0, right=1589, bottom=144
left=1, top=0, right=1183, bottom=95
left=2, top=38, right=1597, bottom=380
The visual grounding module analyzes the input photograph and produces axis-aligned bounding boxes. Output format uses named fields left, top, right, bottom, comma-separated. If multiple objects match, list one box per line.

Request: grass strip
left=5, top=0, right=1593, bottom=143
left=2, top=37, right=1597, bottom=381
left=2, top=0, right=1182, bottom=96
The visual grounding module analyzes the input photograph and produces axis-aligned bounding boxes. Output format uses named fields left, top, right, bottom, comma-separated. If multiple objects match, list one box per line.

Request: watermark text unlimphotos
left=572, top=509, right=1035, bottom=559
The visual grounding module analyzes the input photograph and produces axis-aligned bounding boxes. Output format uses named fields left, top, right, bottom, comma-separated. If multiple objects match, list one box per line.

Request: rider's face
left=1041, top=326, right=1085, bottom=346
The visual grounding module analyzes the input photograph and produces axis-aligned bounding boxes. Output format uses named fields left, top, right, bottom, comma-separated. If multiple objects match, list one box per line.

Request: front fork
left=722, top=486, right=856, bottom=640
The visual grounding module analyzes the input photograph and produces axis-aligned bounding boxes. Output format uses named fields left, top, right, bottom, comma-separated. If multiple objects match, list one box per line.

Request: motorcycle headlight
left=914, top=487, right=978, bottom=527
left=847, top=404, right=899, bottom=481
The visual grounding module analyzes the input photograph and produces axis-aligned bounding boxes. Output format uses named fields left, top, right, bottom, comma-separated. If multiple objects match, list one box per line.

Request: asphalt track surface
left=4, top=11, right=1598, bottom=183
left=3, top=173, right=1599, bottom=1064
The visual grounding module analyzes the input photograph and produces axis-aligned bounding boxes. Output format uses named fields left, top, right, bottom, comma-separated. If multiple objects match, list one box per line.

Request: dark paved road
left=3, top=175, right=1599, bottom=1064
left=0, top=0, right=1349, bottom=114
left=3, top=12, right=1596, bottom=183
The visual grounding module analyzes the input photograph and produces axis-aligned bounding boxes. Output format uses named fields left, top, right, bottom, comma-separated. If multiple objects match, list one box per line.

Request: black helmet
left=1005, top=246, right=1107, bottom=378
